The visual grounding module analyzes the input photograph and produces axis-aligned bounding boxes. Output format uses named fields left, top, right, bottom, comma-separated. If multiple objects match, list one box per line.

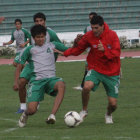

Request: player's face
left=34, top=18, right=46, bottom=27
left=34, top=33, right=46, bottom=46
left=91, top=24, right=104, bottom=37
left=15, top=22, right=22, bottom=30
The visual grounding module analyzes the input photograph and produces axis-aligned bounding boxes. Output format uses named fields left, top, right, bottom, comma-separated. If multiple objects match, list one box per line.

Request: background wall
left=0, top=0, right=140, bottom=35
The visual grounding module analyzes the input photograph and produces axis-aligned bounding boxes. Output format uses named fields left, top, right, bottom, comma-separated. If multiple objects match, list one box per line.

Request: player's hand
left=97, top=40, right=104, bottom=52
left=73, top=34, right=83, bottom=47
left=3, top=42, right=7, bottom=46
left=20, top=43, right=25, bottom=48
left=53, top=48, right=64, bottom=55
left=13, top=83, right=19, bottom=91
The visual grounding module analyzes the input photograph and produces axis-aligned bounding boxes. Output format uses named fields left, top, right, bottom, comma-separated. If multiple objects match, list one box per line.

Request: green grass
left=0, top=58, right=140, bottom=140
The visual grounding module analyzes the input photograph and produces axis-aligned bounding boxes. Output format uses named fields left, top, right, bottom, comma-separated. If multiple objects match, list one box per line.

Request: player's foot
left=79, top=110, right=88, bottom=121
left=18, top=112, right=28, bottom=127
left=16, top=108, right=25, bottom=114
left=46, top=114, right=56, bottom=124
left=105, top=114, right=113, bottom=124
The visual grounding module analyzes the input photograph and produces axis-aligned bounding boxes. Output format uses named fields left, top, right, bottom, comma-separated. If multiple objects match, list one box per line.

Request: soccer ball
left=64, top=111, right=81, bottom=127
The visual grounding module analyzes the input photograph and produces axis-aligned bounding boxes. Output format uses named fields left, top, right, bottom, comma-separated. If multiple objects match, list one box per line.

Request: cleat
left=105, top=114, right=113, bottom=124
left=46, top=114, right=56, bottom=124
left=18, top=112, right=28, bottom=127
left=79, top=110, right=88, bottom=121
left=16, top=108, right=25, bottom=114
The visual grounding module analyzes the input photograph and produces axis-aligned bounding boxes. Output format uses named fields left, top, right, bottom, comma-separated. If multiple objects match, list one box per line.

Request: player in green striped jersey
left=18, top=25, right=67, bottom=127
left=15, top=13, right=67, bottom=113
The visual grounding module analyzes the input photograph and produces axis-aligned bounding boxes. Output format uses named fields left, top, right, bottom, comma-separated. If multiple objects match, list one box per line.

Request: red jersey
left=64, top=23, right=121, bottom=76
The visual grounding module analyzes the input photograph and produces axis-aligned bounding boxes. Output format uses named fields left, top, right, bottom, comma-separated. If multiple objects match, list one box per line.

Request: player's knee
left=83, top=84, right=92, bottom=92
left=19, top=78, right=27, bottom=89
left=28, top=108, right=37, bottom=115
left=56, top=81, right=65, bottom=90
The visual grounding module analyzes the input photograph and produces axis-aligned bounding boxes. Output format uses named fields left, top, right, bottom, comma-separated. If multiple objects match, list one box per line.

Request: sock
left=20, top=103, right=26, bottom=110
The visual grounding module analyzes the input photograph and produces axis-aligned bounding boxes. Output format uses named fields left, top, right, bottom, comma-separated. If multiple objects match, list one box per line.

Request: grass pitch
left=0, top=58, right=140, bottom=140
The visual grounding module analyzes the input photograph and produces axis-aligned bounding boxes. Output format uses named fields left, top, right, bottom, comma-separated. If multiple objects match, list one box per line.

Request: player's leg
left=79, top=70, right=100, bottom=120
left=79, top=81, right=93, bottom=120
left=81, top=63, right=88, bottom=88
left=18, top=80, right=44, bottom=127
left=17, top=78, right=28, bottom=113
left=16, top=64, right=31, bottom=113
left=105, top=97, right=117, bottom=124
left=103, top=75, right=120, bottom=124
left=18, top=102, right=39, bottom=127
left=13, top=53, right=20, bottom=92
left=107, top=97, right=117, bottom=116
left=50, top=81, right=65, bottom=115
left=81, top=69, right=88, bottom=88
left=46, top=78, right=65, bottom=124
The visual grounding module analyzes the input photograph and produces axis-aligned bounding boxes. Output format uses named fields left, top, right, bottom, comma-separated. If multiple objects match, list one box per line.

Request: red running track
left=0, top=51, right=140, bottom=65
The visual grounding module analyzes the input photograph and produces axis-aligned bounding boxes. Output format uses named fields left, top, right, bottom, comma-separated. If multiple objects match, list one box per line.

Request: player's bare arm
left=20, top=39, right=30, bottom=48
left=3, top=40, right=14, bottom=46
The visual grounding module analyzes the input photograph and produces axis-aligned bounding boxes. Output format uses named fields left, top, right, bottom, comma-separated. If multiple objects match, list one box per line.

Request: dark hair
left=14, top=19, right=22, bottom=24
left=89, top=12, right=97, bottom=17
left=90, top=15, right=104, bottom=26
left=33, top=12, right=46, bottom=22
left=31, top=24, right=46, bottom=38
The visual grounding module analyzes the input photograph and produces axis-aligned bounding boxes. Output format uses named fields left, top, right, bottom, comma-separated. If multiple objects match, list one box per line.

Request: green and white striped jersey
left=11, top=28, right=31, bottom=53
left=84, top=25, right=92, bottom=34
left=20, top=41, right=68, bottom=81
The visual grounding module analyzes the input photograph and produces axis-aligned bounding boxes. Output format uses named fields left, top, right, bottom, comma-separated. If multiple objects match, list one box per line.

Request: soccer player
left=3, top=19, right=31, bottom=112
left=54, top=15, right=121, bottom=124
left=15, top=12, right=64, bottom=113
left=18, top=24, right=68, bottom=127
left=84, top=12, right=97, bottom=33
left=81, top=12, right=98, bottom=88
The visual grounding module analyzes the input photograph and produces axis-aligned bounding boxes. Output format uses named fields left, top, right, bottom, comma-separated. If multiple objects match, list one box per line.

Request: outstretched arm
left=3, top=40, right=14, bottom=46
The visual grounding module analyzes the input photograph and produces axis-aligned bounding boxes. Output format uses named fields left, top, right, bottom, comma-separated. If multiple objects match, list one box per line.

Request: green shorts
left=27, top=77, right=63, bottom=102
left=14, top=52, right=20, bottom=64
left=85, top=70, right=120, bottom=98
left=20, top=64, right=32, bottom=81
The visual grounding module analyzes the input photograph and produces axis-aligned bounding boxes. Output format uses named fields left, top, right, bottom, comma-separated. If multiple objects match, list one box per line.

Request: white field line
left=0, top=136, right=40, bottom=139
left=0, top=117, right=18, bottom=134
left=0, top=118, right=18, bottom=123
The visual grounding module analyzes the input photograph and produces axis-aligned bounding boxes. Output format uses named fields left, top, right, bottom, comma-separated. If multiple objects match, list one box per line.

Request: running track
left=0, top=51, right=140, bottom=65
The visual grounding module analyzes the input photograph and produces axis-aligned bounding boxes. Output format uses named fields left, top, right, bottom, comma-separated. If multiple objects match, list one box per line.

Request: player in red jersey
left=54, top=15, right=121, bottom=124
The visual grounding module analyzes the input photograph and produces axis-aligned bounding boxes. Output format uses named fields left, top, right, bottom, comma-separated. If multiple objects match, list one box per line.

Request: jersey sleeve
left=103, top=31, right=121, bottom=59
left=64, top=34, right=89, bottom=56
left=48, top=29, right=61, bottom=43
left=52, top=41, right=68, bottom=51
left=22, top=28, right=31, bottom=39
left=84, top=27, right=87, bottom=34
left=20, top=46, right=32, bottom=64
left=11, top=30, right=15, bottom=41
